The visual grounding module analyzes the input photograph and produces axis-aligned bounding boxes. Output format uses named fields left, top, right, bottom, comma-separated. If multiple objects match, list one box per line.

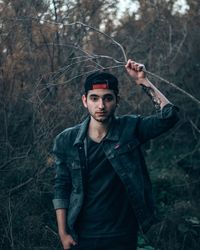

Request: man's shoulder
left=54, top=123, right=82, bottom=146
left=113, top=114, right=141, bottom=135
left=56, top=123, right=81, bottom=139
left=116, top=114, right=141, bottom=124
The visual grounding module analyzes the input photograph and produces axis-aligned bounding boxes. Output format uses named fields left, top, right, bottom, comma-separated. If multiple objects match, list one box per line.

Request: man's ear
left=82, top=94, right=88, bottom=108
left=116, top=95, right=120, bottom=106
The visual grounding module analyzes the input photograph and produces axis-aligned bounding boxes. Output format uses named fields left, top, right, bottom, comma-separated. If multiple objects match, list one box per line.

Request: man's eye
left=90, top=96, right=98, bottom=102
left=104, top=96, right=114, bottom=102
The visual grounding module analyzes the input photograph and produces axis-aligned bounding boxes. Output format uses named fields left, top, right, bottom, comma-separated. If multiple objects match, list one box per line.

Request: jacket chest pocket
left=114, top=139, right=140, bottom=155
left=113, top=139, right=141, bottom=172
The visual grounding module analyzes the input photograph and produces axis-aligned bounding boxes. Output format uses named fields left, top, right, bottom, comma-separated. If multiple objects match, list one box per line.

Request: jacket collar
left=73, top=115, right=120, bottom=146
left=73, top=116, right=90, bottom=146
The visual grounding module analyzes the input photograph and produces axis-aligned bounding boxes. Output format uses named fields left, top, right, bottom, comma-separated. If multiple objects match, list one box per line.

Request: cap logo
left=92, top=83, right=109, bottom=90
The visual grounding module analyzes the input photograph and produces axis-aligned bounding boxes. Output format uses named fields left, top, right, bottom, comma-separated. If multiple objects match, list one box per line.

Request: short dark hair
left=84, top=71, right=119, bottom=94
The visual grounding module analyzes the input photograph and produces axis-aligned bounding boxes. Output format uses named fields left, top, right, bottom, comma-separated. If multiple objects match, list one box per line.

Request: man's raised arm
left=125, top=59, right=179, bottom=143
left=125, top=59, right=170, bottom=110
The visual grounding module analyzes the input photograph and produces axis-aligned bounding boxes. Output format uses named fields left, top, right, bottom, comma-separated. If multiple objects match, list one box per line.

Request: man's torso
left=76, top=136, right=138, bottom=238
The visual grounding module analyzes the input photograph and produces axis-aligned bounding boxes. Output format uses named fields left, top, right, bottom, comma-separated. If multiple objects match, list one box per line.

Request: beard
left=90, top=108, right=116, bottom=124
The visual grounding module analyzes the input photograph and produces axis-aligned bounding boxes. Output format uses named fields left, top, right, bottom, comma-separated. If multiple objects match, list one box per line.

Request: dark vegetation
left=0, top=0, right=200, bottom=249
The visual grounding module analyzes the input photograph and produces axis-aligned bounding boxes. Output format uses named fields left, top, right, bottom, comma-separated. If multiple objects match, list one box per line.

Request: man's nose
left=98, top=98, right=105, bottom=109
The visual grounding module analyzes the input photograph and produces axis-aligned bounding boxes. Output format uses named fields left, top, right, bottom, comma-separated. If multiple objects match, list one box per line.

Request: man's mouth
left=96, top=111, right=107, bottom=115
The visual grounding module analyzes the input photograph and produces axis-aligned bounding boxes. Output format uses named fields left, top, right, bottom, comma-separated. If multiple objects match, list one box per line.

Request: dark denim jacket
left=52, top=104, right=179, bottom=240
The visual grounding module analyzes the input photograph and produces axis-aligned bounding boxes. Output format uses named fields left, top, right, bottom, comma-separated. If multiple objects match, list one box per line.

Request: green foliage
left=137, top=235, right=155, bottom=250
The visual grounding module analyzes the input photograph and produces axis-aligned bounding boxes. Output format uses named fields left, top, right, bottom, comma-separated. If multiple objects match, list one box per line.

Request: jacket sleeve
left=136, top=103, right=179, bottom=143
left=52, top=134, right=72, bottom=210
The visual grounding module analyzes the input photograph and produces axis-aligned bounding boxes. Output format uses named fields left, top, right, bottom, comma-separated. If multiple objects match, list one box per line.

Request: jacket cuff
left=159, top=103, right=179, bottom=119
left=52, top=198, right=69, bottom=209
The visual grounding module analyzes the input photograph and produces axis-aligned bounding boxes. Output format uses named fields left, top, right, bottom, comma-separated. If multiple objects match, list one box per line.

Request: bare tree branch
left=144, top=69, right=200, bottom=107
left=11, top=17, right=200, bottom=106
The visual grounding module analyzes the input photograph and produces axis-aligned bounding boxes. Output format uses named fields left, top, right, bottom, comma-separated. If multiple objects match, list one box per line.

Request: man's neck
left=88, top=117, right=112, bottom=143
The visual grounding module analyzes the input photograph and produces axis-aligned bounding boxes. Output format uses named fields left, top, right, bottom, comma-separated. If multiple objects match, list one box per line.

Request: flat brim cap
left=84, top=71, right=118, bottom=93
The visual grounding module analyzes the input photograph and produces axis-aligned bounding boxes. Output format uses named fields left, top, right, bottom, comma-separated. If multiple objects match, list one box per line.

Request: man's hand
left=125, top=59, right=147, bottom=84
left=56, top=209, right=76, bottom=249
left=125, top=59, right=170, bottom=109
left=60, top=232, right=77, bottom=250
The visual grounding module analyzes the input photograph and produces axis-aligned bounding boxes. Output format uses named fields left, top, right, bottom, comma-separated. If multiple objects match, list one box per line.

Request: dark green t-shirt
left=76, top=136, right=138, bottom=238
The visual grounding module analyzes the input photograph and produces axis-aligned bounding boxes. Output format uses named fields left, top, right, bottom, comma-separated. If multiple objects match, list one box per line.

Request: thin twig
left=8, top=165, right=51, bottom=195
left=47, top=64, right=125, bottom=87
left=189, top=120, right=200, bottom=134
left=14, top=17, right=127, bottom=62
left=13, top=17, right=200, bottom=106
left=0, top=148, right=31, bottom=170
left=69, top=21, right=128, bottom=62
left=45, top=225, right=58, bottom=237
left=8, top=197, right=14, bottom=250
left=144, top=69, right=200, bottom=107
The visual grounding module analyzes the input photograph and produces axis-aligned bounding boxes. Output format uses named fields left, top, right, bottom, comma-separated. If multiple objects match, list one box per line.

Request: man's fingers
left=125, top=59, right=134, bottom=68
left=63, top=242, right=76, bottom=250
left=72, top=240, right=77, bottom=246
left=138, top=64, right=145, bottom=71
left=126, top=59, right=144, bottom=72
left=61, top=234, right=77, bottom=250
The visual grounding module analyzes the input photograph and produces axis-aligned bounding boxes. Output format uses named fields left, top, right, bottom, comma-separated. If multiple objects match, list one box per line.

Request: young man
left=52, top=59, right=179, bottom=250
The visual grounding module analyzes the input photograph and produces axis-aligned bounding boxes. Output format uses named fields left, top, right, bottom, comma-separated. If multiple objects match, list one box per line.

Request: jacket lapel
left=73, top=116, right=90, bottom=146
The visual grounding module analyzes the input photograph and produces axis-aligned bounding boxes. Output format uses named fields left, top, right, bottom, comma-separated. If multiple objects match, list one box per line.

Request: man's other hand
left=60, top=232, right=77, bottom=249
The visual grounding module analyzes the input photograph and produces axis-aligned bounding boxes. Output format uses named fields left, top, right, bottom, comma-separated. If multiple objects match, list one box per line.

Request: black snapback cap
left=84, top=71, right=118, bottom=93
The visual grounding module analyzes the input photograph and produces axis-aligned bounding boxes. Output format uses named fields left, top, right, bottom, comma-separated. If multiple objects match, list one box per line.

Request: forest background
left=0, top=0, right=200, bottom=249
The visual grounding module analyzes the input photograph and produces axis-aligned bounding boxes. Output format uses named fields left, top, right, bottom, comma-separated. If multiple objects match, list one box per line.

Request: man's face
left=82, top=89, right=119, bottom=123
